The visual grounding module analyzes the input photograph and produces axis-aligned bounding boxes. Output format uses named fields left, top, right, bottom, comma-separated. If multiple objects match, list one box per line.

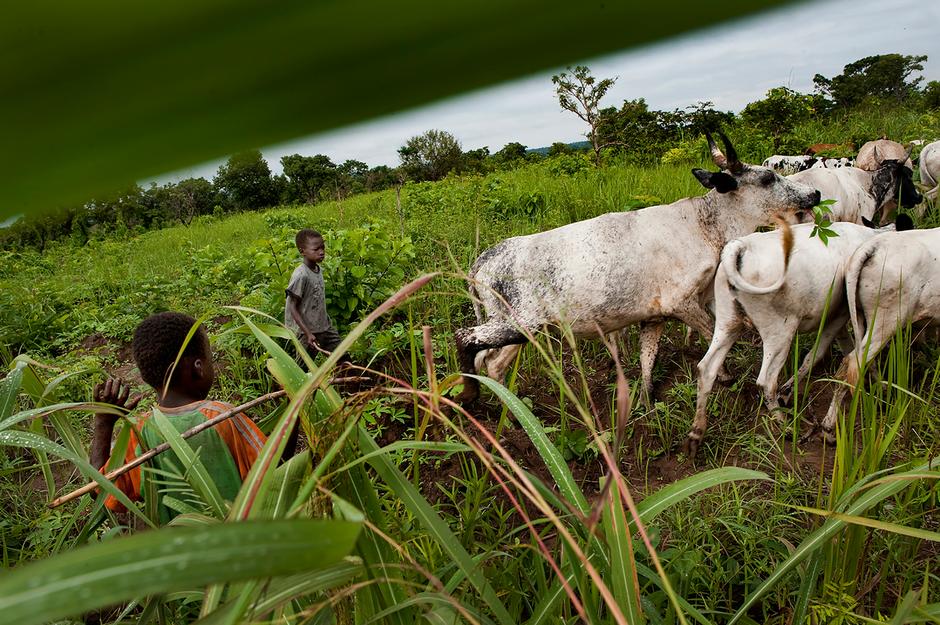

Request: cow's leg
left=484, top=344, right=524, bottom=386
left=688, top=294, right=744, bottom=457
left=819, top=312, right=898, bottom=441
left=676, top=303, right=731, bottom=381
left=779, top=314, right=849, bottom=404
left=638, top=321, right=665, bottom=408
left=755, top=321, right=798, bottom=418
left=455, top=321, right=528, bottom=404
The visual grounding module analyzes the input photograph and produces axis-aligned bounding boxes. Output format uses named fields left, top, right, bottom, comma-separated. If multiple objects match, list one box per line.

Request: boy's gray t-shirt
left=285, top=264, right=332, bottom=334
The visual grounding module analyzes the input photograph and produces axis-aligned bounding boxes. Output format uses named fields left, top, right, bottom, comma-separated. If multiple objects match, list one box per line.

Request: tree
left=363, top=165, right=399, bottom=192
left=398, top=129, right=463, bottom=181
left=213, top=150, right=277, bottom=211
left=740, top=87, right=814, bottom=150
left=492, top=142, right=528, bottom=169
left=813, top=53, right=928, bottom=108
left=336, top=159, right=368, bottom=198
left=923, top=80, right=940, bottom=110
left=280, top=154, right=337, bottom=204
left=548, top=142, right=574, bottom=157
left=460, top=147, right=491, bottom=175
left=551, top=65, right=617, bottom=166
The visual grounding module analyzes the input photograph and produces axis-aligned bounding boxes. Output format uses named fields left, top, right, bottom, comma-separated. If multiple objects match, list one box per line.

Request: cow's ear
left=693, top=169, right=738, bottom=193
left=861, top=216, right=875, bottom=228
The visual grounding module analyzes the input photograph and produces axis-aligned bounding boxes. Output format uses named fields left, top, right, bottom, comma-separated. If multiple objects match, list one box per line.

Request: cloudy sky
left=162, top=0, right=939, bottom=180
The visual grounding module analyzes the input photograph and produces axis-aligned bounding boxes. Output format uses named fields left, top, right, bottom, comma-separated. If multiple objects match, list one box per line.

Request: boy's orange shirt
left=102, top=399, right=267, bottom=513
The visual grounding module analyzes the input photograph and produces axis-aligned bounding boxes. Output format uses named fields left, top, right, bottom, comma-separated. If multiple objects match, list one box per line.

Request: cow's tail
left=845, top=238, right=876, bottom=345
left=721, top=216, right=794, bottom=295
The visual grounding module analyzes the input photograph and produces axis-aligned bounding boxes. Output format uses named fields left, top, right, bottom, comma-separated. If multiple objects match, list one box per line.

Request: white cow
left=856, top=139, right=914, bottom=172
left=762, top=155, right=817, bottom=175
left=688, top=215, right=913, bottom=455
left=821, top=226, right=940, bottom=441
left=789, top=156, right=921, bottom=225
left=809, top=157, right=855, bottom=169
left=918, top=140, right=940, bottom=201
left=455, top=133, right=821, bottom=405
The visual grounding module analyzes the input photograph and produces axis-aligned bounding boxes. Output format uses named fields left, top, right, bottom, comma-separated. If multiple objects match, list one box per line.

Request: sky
left=159, top=0, right=940, bottom=182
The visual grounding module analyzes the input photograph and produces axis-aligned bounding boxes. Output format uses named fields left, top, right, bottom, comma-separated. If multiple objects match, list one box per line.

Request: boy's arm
left=89, top=378, right=142, bottom=469
left=286, top=293, right=318, bottom=349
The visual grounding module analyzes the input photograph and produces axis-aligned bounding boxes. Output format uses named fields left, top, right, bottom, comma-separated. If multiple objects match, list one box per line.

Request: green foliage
left=741, top=87, right=816, bottom=150
left=213, top=150, right=279, bottom=212
left=814, top=53, right=929, bottom=108
left=398, top=129, right=464, bottom=182
left=809, top=199, right=839, bottom=245
left=552, top=65, right=617, bottom=164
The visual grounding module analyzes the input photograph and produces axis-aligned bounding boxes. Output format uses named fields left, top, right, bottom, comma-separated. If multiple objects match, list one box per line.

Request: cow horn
left=705, top=131, right=729, bottom=170
left=904, top=143, right=914, bottom=162
left=719, top=131, right=743, bottom=173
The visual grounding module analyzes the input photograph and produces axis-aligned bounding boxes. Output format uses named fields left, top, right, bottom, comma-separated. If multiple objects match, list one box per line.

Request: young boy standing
left=285, top=228, right=347, bottom=360
left=90, top=312, right=270, bottom=521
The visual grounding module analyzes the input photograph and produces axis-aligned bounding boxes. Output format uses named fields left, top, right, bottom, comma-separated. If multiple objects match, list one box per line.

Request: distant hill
left=526, top=140, right=591, bottom=156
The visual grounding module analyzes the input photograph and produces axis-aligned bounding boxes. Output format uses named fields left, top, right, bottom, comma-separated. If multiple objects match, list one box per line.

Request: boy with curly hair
left=90, top=312, right=274, bottom=521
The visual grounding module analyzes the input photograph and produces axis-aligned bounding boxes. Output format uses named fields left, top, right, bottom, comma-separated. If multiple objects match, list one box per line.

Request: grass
left=2, top=136, right=940, bottom=622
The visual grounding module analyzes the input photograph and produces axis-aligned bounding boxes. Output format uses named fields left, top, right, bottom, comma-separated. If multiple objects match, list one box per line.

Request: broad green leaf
left=635, top=467, right=770, bottom=529
left=2, top=1, right=796, bottom=218
left=0, top=362, right=26, bottom=421
left=0, top=519, right=361, bottom=625
left=0, top=429, right=154, bottom=528
left=470, top=374, right=589, bottom=514
left=602, top=481, right=645, bottom=624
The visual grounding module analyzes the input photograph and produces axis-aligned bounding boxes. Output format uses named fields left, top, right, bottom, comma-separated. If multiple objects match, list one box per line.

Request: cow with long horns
left=454, top=133, right=821, bottom=405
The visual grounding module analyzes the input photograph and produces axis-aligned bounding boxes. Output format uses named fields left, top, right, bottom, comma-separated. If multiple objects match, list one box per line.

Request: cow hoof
left=682, top=430, right=703, bottom=458
left=716, top=366, right=733, bottom=384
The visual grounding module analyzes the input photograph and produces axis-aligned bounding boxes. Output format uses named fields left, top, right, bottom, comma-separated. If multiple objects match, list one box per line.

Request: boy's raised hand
left=94, top=377, right=143, bottom=423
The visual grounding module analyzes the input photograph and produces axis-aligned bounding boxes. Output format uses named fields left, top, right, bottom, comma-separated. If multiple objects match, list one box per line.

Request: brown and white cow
left=454, top=133, right=821, bottom=405
left=856, top=138, right=914, bottom=172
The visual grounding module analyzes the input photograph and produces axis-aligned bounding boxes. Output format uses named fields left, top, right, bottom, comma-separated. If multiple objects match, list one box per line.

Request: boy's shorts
left=297, top=328, right=350, bottom=363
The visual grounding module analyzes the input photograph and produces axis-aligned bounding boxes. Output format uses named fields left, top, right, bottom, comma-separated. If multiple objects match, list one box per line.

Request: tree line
left=4, top=53, right=937, bottom=251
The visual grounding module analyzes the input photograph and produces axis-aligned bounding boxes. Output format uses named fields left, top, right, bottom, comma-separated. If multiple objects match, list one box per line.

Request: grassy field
left=2, top=145, right=940, bottom=624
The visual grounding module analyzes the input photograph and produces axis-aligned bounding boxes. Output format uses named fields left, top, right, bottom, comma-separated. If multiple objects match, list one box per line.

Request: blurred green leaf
left=2, top=0, right=796, bottom=217
left=0, top=519, right=361, bottom=625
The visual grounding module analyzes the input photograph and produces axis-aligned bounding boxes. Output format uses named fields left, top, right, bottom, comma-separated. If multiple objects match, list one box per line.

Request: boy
left=90, top=312, right=270, bottom=521
left=285, top=228, right=348, bottom=361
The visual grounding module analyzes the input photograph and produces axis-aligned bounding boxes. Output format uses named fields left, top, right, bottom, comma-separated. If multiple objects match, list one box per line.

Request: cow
left=688, top=215, right=913, bottom=455
left=809, top=157, right=855, bottom=169
left=762, top=155, right=817, bottom=175
left=805, top=142, right=855, bottom=156
left=820, top=225, right=940, bottom=442
left=856, top=138, right=914, bottom=172
left=918, top=140, right=940, bottom=202
left=454, top=132, right=821, bottom=406
left=788, top=153, right=921, bottom=225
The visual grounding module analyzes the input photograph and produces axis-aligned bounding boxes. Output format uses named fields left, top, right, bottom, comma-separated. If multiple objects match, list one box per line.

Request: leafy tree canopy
left=813, top=53, right=928, bottom=108
left=398, top=129, right=463, bottom=182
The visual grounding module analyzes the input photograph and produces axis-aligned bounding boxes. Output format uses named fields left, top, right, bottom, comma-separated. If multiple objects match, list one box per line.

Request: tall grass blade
left=358, top=426, right=515, bottom=625
left=470, top=374, right=589, bottom=514
left=729, top=457, right=940, bottom=624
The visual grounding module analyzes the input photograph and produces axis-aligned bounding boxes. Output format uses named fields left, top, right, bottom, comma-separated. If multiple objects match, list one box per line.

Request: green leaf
left=470, top=374, right=589, bottom=514
left=0, top=362, right=26, bottom=421
left=358, top=426, right=514, bottom=625
left=150, top=407, right=229, bottom=519
left=729, top=458, right=940, bottom=624
left=0, top=519, right=361, bottom=625
left=3, top=1, right=798, bottom=218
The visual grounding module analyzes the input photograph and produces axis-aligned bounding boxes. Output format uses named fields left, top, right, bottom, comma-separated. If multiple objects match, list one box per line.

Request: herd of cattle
left=454, top=133, right=940, bottom=454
